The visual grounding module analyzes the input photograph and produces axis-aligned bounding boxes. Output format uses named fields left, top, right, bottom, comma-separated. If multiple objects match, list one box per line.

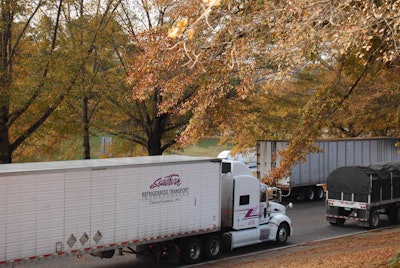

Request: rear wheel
left=388, top=205, right=400, bottom=224
left=329, top=218, right=345, bottom=226
left=202, top=235, right=222, bottom=260
left=315, top=186, right=325, bottom=200
left=181, top=238, right=202, bottom=264
left=369, top=210, right=380, bottom=229
left=304, top=187, right=315, bottom=201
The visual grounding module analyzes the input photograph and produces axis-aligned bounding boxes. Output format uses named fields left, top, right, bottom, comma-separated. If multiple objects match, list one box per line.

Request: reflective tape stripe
left=327, top=214, right=368, bottom=221
left=0, top=226, right=220, bottom=265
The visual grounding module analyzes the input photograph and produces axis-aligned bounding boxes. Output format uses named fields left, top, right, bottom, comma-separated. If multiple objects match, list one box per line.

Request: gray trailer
left=257, top=137, right=400, bottom=201
left=326, top=162, right=400, bottom=228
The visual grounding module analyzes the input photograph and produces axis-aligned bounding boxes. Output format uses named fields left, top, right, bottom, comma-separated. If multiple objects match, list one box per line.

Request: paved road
left=17, top=200, right=390, bottom=268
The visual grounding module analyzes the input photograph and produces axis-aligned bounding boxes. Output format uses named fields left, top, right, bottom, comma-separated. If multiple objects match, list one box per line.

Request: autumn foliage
left=167, top=0, right=400, bottom=181
left=1, top=0, right=400, bottom=166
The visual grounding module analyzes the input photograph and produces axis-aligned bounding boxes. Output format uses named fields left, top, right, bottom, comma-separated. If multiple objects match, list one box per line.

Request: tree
left=96, top=0, right=231, bottom=156
left=104, top=28, right=197, bottom=156
left=0, top=0, right=64, bottom=163
left=166, top=0, right=400, bottom=180
left=0, top=0, right=123, bottom=163
left=61, top=0, right=124, bottom=159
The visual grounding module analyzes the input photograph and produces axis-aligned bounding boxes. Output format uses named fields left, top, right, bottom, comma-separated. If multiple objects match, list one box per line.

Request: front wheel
left=181, top=238, right=202, bottom=264
left=275, top=223, right=289, bottom=245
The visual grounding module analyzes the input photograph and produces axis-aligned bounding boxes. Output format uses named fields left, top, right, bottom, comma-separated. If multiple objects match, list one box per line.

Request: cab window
left=260, top=191, right=267, bottom=202
left=239, top=195, right=250, bottom=205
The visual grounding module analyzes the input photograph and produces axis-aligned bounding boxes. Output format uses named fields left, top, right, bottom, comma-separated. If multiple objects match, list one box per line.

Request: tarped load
left=327, top=162, right=400, bottom=203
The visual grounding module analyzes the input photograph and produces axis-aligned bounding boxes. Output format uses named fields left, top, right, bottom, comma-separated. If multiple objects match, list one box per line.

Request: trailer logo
left=150, top=174, right=182, bottom=189
left=142, top=173, right=189, bottom=205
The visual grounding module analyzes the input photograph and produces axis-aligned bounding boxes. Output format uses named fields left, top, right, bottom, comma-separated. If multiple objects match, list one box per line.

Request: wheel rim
left=190, top=243, right=201, bottom=260
left=371, top=212, right=379, bottom=227
left=316, top=187, right=324, bottom=199
left=307, top=190, right=314, bottom=200
left=209, top=240, right=220, bottom=256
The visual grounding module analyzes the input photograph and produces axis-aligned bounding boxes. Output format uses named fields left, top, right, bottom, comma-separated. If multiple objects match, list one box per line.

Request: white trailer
left=0, top=155, right=292, bottom=265
left=257, top=137, right=400, bottom=201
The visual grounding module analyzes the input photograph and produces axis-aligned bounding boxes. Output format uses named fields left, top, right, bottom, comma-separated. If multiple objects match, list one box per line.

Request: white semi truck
left=0, top=155, right=292, bottom=265
left=257, top=137, right=400, bottom=201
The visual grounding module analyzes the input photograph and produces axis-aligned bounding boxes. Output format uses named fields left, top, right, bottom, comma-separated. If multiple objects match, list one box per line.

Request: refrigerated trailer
left=326, top=162, right=400, bottom=228
left=0, top=155, right=292, bottom=265
left=257, top=137, right=400, bottom=201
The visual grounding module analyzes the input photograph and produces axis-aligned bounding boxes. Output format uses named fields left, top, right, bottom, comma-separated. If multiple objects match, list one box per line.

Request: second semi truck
left=257, top=137, right=400, bottom=201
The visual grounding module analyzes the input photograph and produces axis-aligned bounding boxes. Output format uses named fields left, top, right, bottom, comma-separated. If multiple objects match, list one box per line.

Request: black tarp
left=327, top=162, right=400, bottom=202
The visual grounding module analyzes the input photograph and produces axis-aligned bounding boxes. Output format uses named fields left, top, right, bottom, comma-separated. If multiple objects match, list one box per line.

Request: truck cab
left=220, top=161, right=293, bottom=249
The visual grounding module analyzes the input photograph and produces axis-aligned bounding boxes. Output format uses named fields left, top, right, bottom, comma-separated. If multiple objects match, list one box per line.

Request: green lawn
left=169, top=138, right=231, bottom=157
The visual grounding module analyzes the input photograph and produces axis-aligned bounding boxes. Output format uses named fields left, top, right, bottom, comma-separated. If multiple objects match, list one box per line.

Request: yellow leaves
left=187, top=28, right=196, bottom=40
left=168, top=18, right=188, bottom=38
left=166, top=19, right=196, bottom=40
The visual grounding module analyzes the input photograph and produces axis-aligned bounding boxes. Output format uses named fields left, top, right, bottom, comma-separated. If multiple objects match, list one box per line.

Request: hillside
left=199, top=226, right=400, bottom=268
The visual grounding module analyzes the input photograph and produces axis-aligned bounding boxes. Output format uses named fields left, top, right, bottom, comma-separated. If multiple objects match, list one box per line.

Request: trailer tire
left=388, top=205, right=400, bottom=224
left=329, top=218, right=345, bottom=226
left=202, top=235, right=222, bottom=260
left=304, top=187, right=315, bottom=201
left=101, top=249, right=115, bottom=259
left=315, top=186, right=325, bottom=200
left=369, top=210, right=380, bottom=229
left=181, top=238, right=203, bottom=264
left=275, top=223, right=289, bottom=245
left=395, top=206, right=400, bottom=224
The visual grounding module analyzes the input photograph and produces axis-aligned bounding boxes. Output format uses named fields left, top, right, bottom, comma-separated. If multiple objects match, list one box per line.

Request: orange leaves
left=168, top=18, right=189, bottom=38
left=127, top=28, right=199, bottom=116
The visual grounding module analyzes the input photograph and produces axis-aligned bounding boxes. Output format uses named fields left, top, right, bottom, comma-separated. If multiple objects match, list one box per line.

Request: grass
left=169, top=138, right=232, bottom=157
left=53, top=135, right=231, bottom=160
left=89, top=136, right=231, bottom=158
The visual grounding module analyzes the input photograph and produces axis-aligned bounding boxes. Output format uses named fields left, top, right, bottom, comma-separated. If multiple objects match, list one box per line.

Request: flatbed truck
left=326, top=161, right=400, bottom=228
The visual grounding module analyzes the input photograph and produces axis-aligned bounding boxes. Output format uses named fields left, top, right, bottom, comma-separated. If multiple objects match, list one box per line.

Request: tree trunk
left=82, top=95, right=90, bottom=159
left=0, top=122, right=11, bottom=163
left=146, top=113, right=167, bottom=156
left=0, top=0, right=11, bottom=163
left=147, top=133, right=163, bottom=155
